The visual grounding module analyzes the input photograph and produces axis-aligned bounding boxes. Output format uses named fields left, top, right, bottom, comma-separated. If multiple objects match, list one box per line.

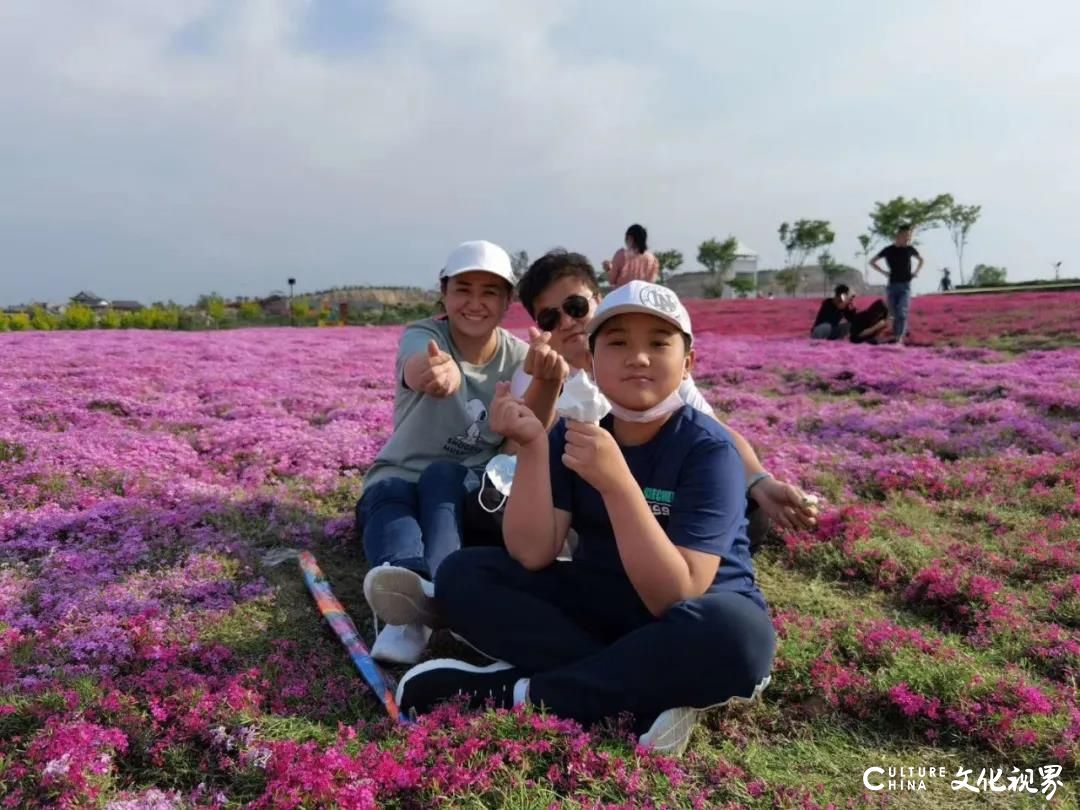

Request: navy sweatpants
left=435, top=547, right=776, bottom=729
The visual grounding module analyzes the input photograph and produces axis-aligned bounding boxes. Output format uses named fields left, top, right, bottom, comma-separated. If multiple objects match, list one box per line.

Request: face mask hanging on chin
left=606, top=390, right=685, bottom=423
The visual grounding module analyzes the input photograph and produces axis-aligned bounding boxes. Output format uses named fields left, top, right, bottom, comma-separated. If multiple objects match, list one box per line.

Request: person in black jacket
left=810, top=285, right=854, bottom=340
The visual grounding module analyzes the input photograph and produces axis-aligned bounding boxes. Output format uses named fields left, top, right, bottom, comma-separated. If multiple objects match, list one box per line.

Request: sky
left=2, top=0, right=1078, bottom=305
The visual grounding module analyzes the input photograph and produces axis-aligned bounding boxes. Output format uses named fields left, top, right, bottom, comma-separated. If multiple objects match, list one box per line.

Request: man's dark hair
left=897, top=223, right=913, bottom=233
left=625, top=223, right=648, bottom=253
left=834, top=284, right=850, bottom=297
left=516, top=250, right=600, bottom=317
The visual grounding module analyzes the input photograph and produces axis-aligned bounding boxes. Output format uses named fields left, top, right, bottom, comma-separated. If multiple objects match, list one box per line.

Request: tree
left=61, top=304, right=96, bottom=330
left=729, top=276, right=757, bottom=298
left=778, top=219, right=835, bottom=271
left=971, top=264, right=1007, bottom=287
left=697, top=237, right=739, bottom=278
left=818, top=251, right=846, bottom=295
left=510, top=250, right=529, bottom=280
left=654, top=249, right=684, bottom=284
left=942, top=202, right=981, bottom=285
left=29, top=306, right=57, bottom=331
left=291, top=299, right=312, bottom=323
left=868, top=194, right=953, bottom=242
left=206, top=296, right=227, bottom=323
left=857, top=234, right=873, bottom=283
left=238, top=300, right=263, bottom=322
left=775, top=268, right=801, bottom=297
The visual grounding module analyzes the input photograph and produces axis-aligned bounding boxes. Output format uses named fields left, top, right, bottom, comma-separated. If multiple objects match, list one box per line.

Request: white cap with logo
left=586, top=280, right=693, bottom=345
left=439, top=240, right=516, bottom=286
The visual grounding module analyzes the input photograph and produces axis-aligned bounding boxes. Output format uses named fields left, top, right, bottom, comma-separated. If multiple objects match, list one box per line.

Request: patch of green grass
left=198, top=597, right=276, bottom=657
left=0, top=440, right=27, bottom=463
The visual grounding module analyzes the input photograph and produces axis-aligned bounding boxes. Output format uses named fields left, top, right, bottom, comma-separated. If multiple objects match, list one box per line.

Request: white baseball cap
left=439, top=240, right=515, bottom=286
left=586, top=281, right=693, bottom=346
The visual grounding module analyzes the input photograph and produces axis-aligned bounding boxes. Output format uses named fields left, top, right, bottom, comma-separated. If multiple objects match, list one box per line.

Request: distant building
left=730, top=240, right=759, bottom=279
left=108, top=300, right=144, bottom=312
left=259, top=294, right=290, bottom=318
left=70, top=291, right=110, bottom=309
left=669, top=265, right=885, bottom=300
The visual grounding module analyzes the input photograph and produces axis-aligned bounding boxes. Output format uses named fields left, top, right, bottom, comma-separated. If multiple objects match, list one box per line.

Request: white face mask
left=478, top=453, right=517, bottom=513
left=607, top=389, right=685, bottom=423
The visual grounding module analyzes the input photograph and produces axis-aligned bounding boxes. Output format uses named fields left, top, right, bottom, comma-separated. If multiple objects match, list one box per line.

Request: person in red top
left=603, top=223, right=660, bottom=287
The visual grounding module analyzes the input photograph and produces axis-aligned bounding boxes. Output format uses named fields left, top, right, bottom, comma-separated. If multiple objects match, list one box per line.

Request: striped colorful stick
left=298, top=551, right=408, bottom=724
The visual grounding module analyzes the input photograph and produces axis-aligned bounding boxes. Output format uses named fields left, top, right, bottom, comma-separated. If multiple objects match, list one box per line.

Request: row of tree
left=638, top=193, right=985, bottom=295
left=0, top=298, right=440, bottom=332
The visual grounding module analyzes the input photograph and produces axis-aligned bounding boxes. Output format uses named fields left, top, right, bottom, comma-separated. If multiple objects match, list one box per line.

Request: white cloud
left=1, top=0, right=1077, bottom=303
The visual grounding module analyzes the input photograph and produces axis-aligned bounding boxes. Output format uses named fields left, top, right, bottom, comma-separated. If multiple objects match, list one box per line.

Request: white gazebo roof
left=734, top=240, right=757, bottom=258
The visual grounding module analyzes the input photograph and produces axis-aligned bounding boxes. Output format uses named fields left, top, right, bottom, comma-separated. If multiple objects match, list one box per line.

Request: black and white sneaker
left=396, top=658, right=522, bottom=716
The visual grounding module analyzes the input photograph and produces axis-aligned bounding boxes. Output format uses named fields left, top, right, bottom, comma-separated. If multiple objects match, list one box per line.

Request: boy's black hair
left=625, top=223, right=648, bottom=253
left=516, top=250, right=600, bottom=317
left=588, top=318, right=692, bottom=354
left=897, top=223, right=913, bottom=232
left=834, top=284, right=851, bottom=297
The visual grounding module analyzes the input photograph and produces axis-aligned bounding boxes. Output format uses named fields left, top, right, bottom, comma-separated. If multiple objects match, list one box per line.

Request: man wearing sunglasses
left=510, top=250, right=818, bottom=539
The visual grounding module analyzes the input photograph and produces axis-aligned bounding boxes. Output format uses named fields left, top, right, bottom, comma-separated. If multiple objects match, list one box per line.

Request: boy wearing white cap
left=357, top=240, right=527, bottom=664
left=394, top=282, right=775, bottom=756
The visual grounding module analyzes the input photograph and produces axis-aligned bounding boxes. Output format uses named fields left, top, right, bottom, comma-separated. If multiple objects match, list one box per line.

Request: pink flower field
left=2, top=293, right=1079, bottom=808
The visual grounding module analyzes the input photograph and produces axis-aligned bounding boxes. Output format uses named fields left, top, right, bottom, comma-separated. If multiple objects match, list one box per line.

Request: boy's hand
left=490, top=382, right=546, bottom=446
left=523, top=327, right=570, bottom=382
left=751, top=477, right=819, bottom=531
left=415, top=339, right=461, bottom=398
left=562, top=420, right=631, bottom=494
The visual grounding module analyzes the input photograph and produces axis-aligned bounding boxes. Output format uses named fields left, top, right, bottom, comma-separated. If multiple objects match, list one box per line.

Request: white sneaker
left=638, top=707, right=698, bottom=757
left=638, top=675, right=773, bottom=757
left=363, top=564, right=441, bottom=628
left=370, top=623, right=431, bottom=665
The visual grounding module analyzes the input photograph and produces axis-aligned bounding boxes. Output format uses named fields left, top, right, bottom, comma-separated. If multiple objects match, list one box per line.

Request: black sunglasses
left=536, top=294, right=592, bottom=332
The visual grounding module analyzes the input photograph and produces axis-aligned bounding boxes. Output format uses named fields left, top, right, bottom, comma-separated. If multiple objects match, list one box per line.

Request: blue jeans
left=886, top=282, right=911, bottom=339
left=357, top=462, right=475, bottom=580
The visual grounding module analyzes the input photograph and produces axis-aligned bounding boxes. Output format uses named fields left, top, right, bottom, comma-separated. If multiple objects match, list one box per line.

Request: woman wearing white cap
left=394, top=282, right=775, bottom=757
left=357, top=240, right=527, bottom=664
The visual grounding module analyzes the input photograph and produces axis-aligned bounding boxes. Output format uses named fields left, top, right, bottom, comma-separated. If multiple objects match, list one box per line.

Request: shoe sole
left=363, top=566, right=443, bottom=628
left=395, top=658, right=514, bottom=709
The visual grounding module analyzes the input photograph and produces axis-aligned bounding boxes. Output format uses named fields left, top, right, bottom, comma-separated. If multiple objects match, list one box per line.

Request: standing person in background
left=603, top=223, right=660, bottom=287
left=870, top=224, right=924, bottom=344
left=939, top=267, right=953, bottom=292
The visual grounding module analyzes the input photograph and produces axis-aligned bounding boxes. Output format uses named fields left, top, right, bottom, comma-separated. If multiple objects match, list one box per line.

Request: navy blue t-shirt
left=549, top=405, right=767, bottom=611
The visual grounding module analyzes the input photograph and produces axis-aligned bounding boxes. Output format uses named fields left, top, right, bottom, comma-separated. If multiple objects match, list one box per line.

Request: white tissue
left=556, top=371, right=611, bottom=424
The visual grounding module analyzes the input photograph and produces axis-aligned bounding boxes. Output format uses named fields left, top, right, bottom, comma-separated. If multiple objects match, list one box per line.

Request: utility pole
left=1054, top=261, right=1062, bottom=282
left=288, top=277, right=296, bottom=326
